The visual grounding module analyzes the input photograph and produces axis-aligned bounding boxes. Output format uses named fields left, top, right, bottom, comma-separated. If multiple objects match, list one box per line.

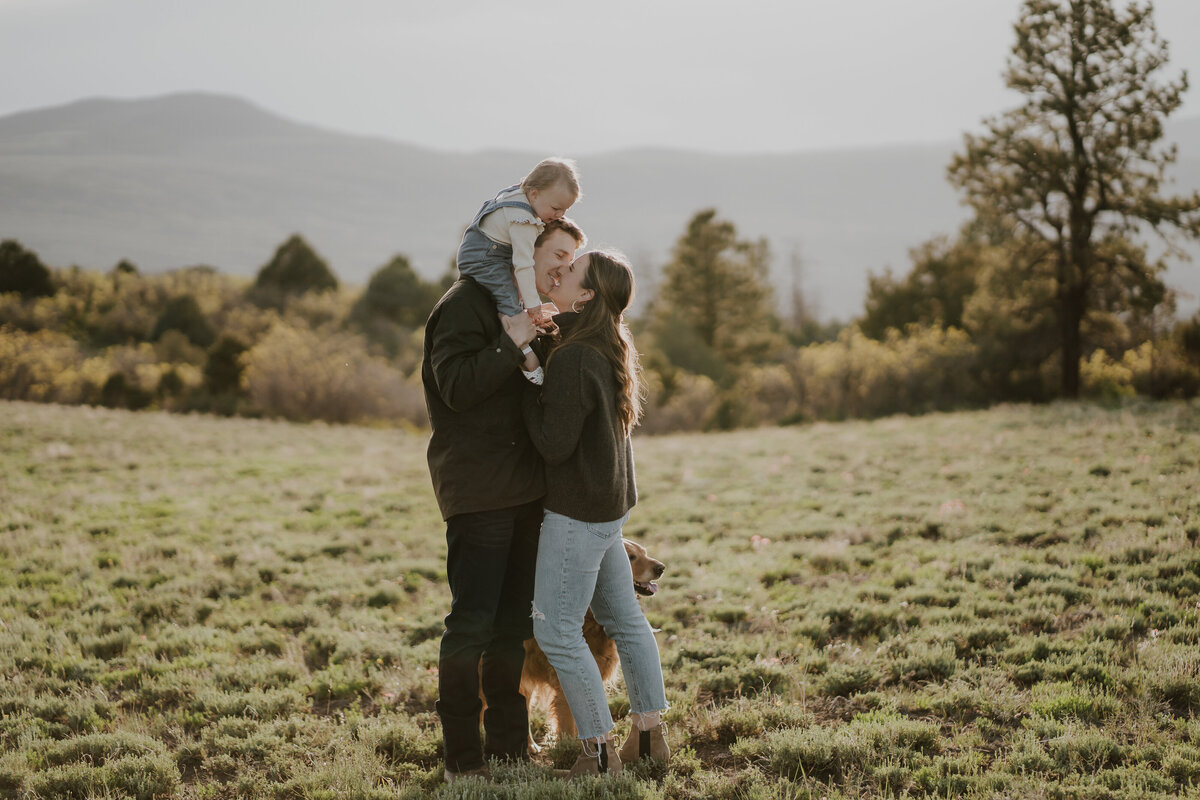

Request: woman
left=522, top=250, right=669, bottom=778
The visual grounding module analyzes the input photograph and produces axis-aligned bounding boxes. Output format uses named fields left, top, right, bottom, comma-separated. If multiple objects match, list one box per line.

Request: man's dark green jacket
left=421, top=278, right=545, bottom=520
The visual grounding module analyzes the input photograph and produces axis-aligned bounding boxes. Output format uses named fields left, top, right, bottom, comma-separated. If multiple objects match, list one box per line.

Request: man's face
left=532, top=229, right=578, bottom=298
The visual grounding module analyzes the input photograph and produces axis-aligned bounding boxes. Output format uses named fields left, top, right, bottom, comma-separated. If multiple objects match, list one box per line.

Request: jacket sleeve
left=429, top=296, right=526, bottom=412
left=522, top=346, right=594, bottom=465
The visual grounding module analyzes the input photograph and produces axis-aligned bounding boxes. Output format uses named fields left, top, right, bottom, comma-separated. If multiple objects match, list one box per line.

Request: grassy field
left=2, top=399, right=1199, bottom=800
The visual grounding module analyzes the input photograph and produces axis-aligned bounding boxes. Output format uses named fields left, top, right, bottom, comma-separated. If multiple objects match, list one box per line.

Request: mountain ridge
left=2, top=92, right=1198, bottom=319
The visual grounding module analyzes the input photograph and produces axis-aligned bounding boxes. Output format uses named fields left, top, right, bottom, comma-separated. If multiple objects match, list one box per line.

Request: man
left=422, top=218, right=586, bottom=782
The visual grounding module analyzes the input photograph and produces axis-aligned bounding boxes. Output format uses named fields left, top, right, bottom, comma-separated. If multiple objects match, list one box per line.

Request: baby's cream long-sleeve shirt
left=478, top=186, right=545, bottom=310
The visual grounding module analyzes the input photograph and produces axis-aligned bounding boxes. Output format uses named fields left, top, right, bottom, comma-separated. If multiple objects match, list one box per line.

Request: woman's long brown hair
left=549, top=251, right=643, bottom=434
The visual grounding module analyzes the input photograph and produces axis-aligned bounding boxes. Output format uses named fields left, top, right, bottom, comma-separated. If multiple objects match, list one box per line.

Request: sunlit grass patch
left=5, top=731, right=181, bottom=800
left=734, top=709, right=941, bottom=784
left=1137, top=642, right=1200, bottom=716
left=1030, top=681, right=1122, bottom=724
left=821, top=663, right=882, bottom=698
left=885, top=640, right=958, bottom=686
left=1043, top=725, right=1127, bottom=775
left=691, top=697, right=813, bottom=749
left=3, top=399, right=1200, bottom=797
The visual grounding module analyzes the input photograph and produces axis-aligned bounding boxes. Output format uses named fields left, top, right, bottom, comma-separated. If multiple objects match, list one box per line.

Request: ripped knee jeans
left=530, top=510, right=668, bottom=741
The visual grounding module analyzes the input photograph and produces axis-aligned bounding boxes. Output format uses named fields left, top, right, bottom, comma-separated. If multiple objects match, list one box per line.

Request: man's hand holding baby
left=501, top=311, right=537, bottom=350
left=527, top=303, right=559, bottom=332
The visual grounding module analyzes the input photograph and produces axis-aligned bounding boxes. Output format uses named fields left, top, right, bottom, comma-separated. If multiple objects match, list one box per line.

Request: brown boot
left=567, top=738, right=623, bottom=778
left=619, top=723, right=670, bottom=764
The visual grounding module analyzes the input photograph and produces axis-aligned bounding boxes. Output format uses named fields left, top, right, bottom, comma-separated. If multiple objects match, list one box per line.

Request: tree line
left=2, top=0, right=1199, bottom=430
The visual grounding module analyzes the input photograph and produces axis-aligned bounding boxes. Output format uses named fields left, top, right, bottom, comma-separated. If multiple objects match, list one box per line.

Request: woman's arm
left=522, top=346, right=594, bottom=465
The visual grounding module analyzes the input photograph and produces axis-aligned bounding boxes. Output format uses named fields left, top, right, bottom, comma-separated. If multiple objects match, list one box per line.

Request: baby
left=456, top=158, right=581, bottom=326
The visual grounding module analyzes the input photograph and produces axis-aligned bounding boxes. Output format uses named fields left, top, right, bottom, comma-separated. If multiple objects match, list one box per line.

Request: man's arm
left=429, top=299, right=533, bottom=412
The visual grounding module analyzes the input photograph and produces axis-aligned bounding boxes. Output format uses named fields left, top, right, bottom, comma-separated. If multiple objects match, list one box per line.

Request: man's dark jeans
left=436, top=500, right=542, bottom=772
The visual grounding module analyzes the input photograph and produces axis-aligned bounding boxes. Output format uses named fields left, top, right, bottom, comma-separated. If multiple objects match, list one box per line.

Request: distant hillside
left=2, top=92, right=1198, bottom=319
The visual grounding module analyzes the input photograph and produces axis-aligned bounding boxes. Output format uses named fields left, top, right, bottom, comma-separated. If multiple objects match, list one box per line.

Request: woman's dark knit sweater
left=521, top=325, right=637, bottom=523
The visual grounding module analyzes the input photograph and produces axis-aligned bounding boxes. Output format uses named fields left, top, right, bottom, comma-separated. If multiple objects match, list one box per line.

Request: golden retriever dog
left=520, top=538, right=665, bottom=746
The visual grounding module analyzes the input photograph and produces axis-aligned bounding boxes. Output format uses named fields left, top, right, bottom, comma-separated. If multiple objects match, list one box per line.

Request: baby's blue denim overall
left=457, top=185, right=535, bottom=317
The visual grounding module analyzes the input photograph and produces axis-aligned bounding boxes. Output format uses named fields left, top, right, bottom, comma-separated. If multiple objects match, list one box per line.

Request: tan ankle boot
left=619, top=724, right=670, bottom=763
left=568, top=738, right=623, bottom=778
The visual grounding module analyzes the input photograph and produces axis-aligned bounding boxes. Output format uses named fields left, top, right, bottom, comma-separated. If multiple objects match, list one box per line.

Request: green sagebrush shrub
left=16, top=733, right=180, bottom=800
left=733, top=710, right=940, bottom=783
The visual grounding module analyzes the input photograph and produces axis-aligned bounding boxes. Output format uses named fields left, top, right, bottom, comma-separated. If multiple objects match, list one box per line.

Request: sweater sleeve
left=522, top=346, right=595, bottom=465
left=509, top=215, right=543, bottom=311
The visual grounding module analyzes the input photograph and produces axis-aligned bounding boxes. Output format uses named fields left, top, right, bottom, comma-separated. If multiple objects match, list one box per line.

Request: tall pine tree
left=253, top=234, right=338, bottom=296
left=653, top=209, right=780, bottom=371
left=948, top=0, right=1200, bottom=397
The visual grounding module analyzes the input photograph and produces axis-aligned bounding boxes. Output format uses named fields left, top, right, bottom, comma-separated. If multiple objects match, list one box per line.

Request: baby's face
left=528, top=183, right=575, bottom=223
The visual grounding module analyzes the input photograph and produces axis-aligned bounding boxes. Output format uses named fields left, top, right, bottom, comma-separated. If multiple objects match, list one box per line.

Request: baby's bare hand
left=527, top=303, right=558, bottom=328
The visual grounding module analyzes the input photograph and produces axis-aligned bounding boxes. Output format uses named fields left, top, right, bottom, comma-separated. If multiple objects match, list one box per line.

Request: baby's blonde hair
left=521, top=158, right=582, bottom=201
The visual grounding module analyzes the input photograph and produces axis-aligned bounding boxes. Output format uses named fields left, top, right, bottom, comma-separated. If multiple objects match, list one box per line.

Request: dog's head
left=623, top=538, right=665, bottom=597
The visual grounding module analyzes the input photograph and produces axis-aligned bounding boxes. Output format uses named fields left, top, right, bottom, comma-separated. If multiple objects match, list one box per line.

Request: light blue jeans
left=531, top=510, right=668, bottom=741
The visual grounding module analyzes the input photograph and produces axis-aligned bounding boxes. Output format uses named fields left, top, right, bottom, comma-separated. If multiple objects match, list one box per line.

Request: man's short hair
left=535, top=217, right=586, bottom=249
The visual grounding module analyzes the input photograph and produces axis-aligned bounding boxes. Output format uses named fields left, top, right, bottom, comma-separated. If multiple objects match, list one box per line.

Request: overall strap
left=469, top=184, right=534, bottom=227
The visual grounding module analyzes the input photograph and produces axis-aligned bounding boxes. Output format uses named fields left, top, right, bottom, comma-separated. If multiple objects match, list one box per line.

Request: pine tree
left=948, top=0, right=1200, bottom=397
left=0, top=239, right=54, bottom=298
left=151, top=294, right=215, bottom=347
left=253, top=234, right=338, bottom=296
left=352, top=254, right=440, bottom=328
left=654, top=209, right=780, bottom=370
left=204, top=336, right=249, bottom=397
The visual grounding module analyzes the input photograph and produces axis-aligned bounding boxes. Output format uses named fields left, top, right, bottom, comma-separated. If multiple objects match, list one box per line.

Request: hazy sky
left=1, top=0, right=1199, bottom=154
